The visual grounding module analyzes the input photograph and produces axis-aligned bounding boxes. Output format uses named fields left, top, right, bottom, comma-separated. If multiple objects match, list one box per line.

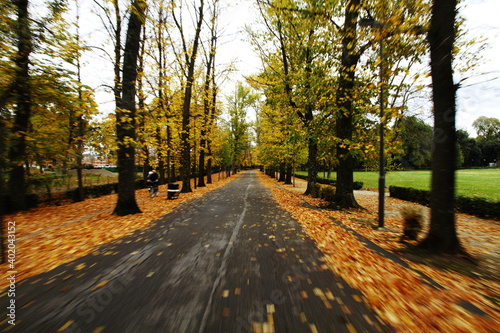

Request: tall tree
left=395, top=115, right=433, bottom=169
left=8, top=0, right=32, bottom=211
left=227, top=83, right=258, bottom=170
left=198, top=0, right=219, bottom=187
left=255, top=0, right=333, bottom=195
left=152, top=1, right=169, bottom=183
left=473, top=116, right=500, bottom=141
left=332, top=0, right=362, bottom=208
left=136, top=22, right=149, bottom=179
left=139, top=0, right=173, bottom=183
left=112, top=0, right=123, bottom=110
left=92, top=0, right=123, bottom=109
left=473, top=116, right=500, bottom=165
left=418, top=0, right=464, bottom=254
left=255, top=97, right=306, bottom=182
left=72, top=0, right=91, bottom=202
left=173, top=0, right=205, bottom=193
left=113, top=0, right=147, bottom=216
left=456, top=129, right=482, bottom=168
left=0, top=88, right=8, bottom=263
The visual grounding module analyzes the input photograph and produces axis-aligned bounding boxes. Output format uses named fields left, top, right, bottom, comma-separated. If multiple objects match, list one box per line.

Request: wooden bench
left=167, top=183, right=180, bottom=199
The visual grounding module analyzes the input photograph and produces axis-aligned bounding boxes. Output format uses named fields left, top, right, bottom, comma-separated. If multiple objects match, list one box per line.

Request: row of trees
left=0, top=0, right=488, bottom=257
left=382, top=115, right=499, bottom=170
left=251, top=0, right=430, bottom=207
left=258, top=114, right=500, bottom=175
left=0, top=0, right=255, bottom=216
left=462, top=116, right=500, bottom=167
left=249, top=0, right=478, bottom=254
left=1, top=0, right=98, bottom=211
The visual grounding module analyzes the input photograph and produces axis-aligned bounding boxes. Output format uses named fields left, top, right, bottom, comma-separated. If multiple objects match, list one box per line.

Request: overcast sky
left=221, top=0, right=500, bottom=137
left=457, top=0, right=500, bottom=136
left=79, top=0, right=499, bottom=137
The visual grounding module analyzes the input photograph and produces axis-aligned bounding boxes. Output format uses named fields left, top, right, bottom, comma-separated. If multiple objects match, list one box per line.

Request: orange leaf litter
left=258, top=172, right=499, bottom=333
left=2, top=171, right=498, bottom=332
left=1, top=173, right=239, bottom=291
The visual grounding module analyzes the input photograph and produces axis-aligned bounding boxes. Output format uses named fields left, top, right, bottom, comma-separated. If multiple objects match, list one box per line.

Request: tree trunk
left=206, top=154, right=213, bottom=184
left=137, top=23, right=150, bottom=183
left=197, top=58, right=211, bottom=188
left=113, top=0, right=122, bottom=110
left=142, top=147, right=151, bottom=180
left=278, top=162, right=286, bottom=182
left=198, top=138, right=206, bottom=187
left=332, top=0, right=361, bottom=208
left=8, top=0, right=32, bottom=212
left=113, top=0, right=146, bottom=216
left=0, top=106, right=8, bottom=262
left=155, top=126, right=165, bottom=181
left=198, top=1, right=218, bottom=188
left=180, top=88, right=193, bottom=193
left=284, top=162, right=293, bottom=185
left=166, top=125, right=172, bottom=183
left=302, top=33, right=318, bottom=196
left=206, top=75, right=217, bottom=185
left=333, top=110, right=360, bottom=208
left=75, top=106, right=85, bottom=202
left=179, top=0, right=204, bottom=193
left=304, top=137, right=318, bottom=194
left=418, top=0, right=464, bottom=254
left=75, top=11, right=85, bottom=202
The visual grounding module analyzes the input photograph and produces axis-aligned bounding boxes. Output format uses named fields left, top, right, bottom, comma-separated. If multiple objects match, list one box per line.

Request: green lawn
left=297, top=169, right=500, bottom=201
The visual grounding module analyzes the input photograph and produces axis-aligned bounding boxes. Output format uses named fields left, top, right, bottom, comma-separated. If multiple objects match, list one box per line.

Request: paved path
left=2, top=171, right=390, bottom=332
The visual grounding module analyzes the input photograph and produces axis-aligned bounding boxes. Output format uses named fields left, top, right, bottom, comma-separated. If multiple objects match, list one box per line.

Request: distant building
left=83, top=153, right=114, bottom=168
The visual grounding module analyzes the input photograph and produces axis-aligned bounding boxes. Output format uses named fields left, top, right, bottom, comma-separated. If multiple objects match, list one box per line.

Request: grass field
left=297, top=169, right=500, bottom=201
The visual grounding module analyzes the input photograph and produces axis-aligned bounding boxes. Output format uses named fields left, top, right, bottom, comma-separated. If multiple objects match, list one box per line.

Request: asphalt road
left=2, top=171, right=391, bottom=333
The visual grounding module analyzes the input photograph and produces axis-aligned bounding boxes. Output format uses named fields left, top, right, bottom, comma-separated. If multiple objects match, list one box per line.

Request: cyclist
left=146, top=170, right=159, bottom=197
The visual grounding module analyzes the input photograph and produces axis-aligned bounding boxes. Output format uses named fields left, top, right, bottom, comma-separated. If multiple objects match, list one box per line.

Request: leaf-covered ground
left=0, top=173, right=238, bottom=291
left=2, top=171, right=499, bottom=332
left=258, top=173, right=499, bottom=332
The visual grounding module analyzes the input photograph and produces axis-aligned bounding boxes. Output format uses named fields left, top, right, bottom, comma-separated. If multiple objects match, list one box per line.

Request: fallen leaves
left=259, top=173, right=500, bottom=333
left=92, top=280, right=110, bottom=291
left=57, top=320, right=75, bottom=332
left=0, top=174, right=239, bottom=290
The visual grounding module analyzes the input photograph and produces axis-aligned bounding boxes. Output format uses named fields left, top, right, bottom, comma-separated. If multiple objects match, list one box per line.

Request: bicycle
left=147, top=181, right=159, bottom=197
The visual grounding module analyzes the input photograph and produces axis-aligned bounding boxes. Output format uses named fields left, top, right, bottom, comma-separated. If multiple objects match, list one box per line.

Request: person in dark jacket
left=146, top=170, right=159, bottom=196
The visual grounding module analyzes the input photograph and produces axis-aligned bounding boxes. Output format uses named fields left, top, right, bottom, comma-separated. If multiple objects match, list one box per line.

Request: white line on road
left=198, top=182, right=252, bottom=333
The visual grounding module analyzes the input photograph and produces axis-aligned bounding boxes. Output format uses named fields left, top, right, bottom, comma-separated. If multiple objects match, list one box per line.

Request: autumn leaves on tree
left=252, top=0, right=466, bottom=253
left=0, top=0, right=479, bottom=254
left=252, top=0, right=428, bottom=207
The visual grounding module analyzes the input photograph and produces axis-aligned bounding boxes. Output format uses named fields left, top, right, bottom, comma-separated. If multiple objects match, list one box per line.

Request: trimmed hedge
left=294, top=173, right=363, bottom=190
left=294, top=173, right=308, bottom=181
left=388, top=186, right=430, bottom=206
left=4, top=179, right=150, bottom=213
left=389, top=186, right=500, bottom=220
left=66, top=179, right=146, bottom=202
left=66, top=183, right=117, bottom=201
left=455, top=196, right=500, bottom=220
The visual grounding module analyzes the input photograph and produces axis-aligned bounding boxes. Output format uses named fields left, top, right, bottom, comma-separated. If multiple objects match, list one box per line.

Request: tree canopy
left=0, top=0, right=492, bottom=254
